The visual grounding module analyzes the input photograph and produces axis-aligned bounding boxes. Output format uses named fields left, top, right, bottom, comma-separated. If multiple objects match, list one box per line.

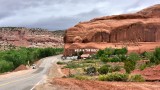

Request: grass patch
left=129, top=74, right=145, bottom=82
left=64, top=62, right=86, bottom=69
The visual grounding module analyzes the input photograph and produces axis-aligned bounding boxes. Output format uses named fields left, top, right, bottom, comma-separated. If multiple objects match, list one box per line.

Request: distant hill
left=0, top=27, right=65, bottom=50
left=51, top=30, right=65, bottom=38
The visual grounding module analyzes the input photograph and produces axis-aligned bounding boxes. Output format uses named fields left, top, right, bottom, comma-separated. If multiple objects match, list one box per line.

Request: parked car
left=32, top=64, right=37, bottom=69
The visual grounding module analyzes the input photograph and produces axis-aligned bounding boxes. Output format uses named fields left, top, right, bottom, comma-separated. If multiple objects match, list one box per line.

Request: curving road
left=0, top=55, right=62, bottom=90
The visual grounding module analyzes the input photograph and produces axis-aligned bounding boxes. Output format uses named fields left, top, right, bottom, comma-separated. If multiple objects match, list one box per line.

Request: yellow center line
left=0, top=74, right=38, bottom=87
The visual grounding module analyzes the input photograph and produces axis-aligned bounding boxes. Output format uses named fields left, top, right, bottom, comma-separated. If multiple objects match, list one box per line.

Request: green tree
left=96, top=50, right=105, bottom=58
left=104, top=48, right=115, bottom=56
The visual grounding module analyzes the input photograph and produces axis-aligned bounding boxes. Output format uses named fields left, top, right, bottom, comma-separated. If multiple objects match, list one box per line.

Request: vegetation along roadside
left=0, top=47, right=63, bottom=73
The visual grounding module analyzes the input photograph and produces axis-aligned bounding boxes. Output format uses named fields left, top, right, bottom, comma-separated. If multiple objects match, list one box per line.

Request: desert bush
left=85, top=66, right=97, bottom=75
left=98, top=65, right=110, bottom=74
left=57, top=61, right=66, bottom=65
left=129, top=74, right=145, bottom=82
left=124, top=58, right=136, bottom=74
left=104, top=48, right=115, bottom=56
left=109, top=66, right=121, bottom=72
left=98, top=73, right=128, bottom=81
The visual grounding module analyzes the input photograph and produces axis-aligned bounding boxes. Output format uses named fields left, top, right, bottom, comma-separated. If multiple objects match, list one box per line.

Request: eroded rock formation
left=64, top=4, right=160, bottom=56
left=64, top=4, right=160, bottom=43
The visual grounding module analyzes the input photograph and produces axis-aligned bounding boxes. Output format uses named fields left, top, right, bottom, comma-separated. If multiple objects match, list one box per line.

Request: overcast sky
left=0, top=0, right=160, bottom=30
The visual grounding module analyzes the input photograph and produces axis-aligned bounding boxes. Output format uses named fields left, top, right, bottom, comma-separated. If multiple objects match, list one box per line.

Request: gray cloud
left=0, top=0, right=160, bottom=30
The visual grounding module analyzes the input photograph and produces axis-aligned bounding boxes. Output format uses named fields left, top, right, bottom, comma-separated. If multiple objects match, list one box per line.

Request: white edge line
left=30, top=79, right=43, bottom=90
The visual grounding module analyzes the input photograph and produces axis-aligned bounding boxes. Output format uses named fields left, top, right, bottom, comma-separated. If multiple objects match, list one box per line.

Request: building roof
left=81, top=54, right=90, bottom=58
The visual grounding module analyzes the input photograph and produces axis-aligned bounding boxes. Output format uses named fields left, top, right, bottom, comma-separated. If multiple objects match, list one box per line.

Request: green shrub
left=106, top=73, right=128, bottom=81
left=124, top=58, right=136, bottom=74
left=150, top=56, right=158, bottom=64
left=129, top=74, right=145, bottom=82
left=110, top=56, right=121, bottom=62
left=139, top=64, right=147, bottom=71
left=100, top=56, right=109, bottom=63
left=123, top=53, right=139, bottom=73
left=98, top=73, right=128, bottom=81
left=98, top=65, right=110, bottom=74
left=150, top=47, right=160, bottom=64
left=154, top=47, right=160, bottom=60
left=114, top=47, right=128, bottom=55
left=85, top=66, right=97, bottom=75
left=98, top=75, right=108, bottom=81
left=118, top=54, right=127, bottom=62
left=141, top=52, right=153, bottom=60
left=128, top=53, right=141, bottom=61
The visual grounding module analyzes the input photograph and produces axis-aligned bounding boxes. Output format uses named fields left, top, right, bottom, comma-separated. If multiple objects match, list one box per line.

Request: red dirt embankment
left=51, top=78, right=160, bottom=90
left=14, top=65, right=28, bottom=72
left=132, top=65, right=160, bottom=81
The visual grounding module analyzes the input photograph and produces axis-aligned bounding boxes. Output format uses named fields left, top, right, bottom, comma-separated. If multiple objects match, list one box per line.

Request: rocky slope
left=0, top=27, right=64, bottom=50
left=64, top=4, right=160, bottom=43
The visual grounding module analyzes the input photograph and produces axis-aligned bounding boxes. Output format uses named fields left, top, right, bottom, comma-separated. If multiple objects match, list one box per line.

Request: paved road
left=0, top=55, right=62, bottom=90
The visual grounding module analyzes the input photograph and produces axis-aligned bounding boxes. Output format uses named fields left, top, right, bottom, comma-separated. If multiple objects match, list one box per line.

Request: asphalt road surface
left=0, top=55, right=62, bottom=90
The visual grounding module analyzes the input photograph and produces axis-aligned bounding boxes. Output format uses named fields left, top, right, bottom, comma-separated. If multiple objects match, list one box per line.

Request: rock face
left=64, top=4, right=160, bottom=56
left=64, top=4, right=160, bottom=43
left=0, top=27, right=64, bottom=50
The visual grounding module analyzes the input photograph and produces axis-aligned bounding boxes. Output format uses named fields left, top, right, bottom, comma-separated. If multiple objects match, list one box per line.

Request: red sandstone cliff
left=0, top=27, right=64, bottom=49
left=64, top=4, right=160, bottom=43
